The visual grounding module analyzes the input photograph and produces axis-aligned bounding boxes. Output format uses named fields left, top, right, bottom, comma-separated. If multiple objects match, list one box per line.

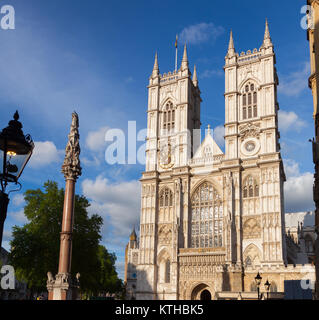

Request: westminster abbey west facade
left=124, top=21, right=316, bottom=300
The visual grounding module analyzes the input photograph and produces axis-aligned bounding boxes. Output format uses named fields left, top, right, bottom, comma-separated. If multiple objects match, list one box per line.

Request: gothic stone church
left=124, top=22, right=316, bottom=300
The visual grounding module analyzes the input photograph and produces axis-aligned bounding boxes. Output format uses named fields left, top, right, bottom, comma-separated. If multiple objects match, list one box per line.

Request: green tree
left=9, top=181, right=123, bottom=296
left=96, top=245, right=124, bottom=297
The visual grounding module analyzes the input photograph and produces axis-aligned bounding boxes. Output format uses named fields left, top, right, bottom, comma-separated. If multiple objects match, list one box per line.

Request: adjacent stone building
left=124, top=229, right=139, bottom=300
left=285, top=211, right=316, bottom=264
left=124, top=21, right=316, bottom=300
left=307, top=0, right=319, bottom=299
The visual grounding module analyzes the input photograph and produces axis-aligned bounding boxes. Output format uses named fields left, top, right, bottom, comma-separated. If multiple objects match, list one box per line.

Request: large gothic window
left=243, top=176, right=259, bottom=199
left=191, top=182, right=223, bottom=248
left=242, top=82, right=257, bottom=120
left=162, top=101, right=175, bottom=134
left=159, top=188, right=174, bottom=208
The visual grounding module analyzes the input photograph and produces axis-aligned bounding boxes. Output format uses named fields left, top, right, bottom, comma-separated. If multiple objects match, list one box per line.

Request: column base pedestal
left=47, top=272, right=80, bottom=300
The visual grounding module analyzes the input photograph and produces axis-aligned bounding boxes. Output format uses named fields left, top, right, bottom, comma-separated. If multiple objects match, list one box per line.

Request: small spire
left=181, top=44, right=189, bottom=70
left=207, top=124, right=211, bottom=136
left=228, top=29, right=234, bottom=50
left=152, top=51, right=159, bottom=77
left=130, top=226, right=137, bottom=241
left=14, top=110, right=19, bottom=121
left=262, top=18, right=273, bottom=48
left=227, top=30, right=235, bottom=58
left=193, top=65, right=198, bottom=86
left=264, top=18, right=270, bottom=40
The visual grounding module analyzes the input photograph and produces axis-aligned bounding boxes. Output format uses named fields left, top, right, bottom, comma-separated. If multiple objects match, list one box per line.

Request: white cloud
left=213, top=125, right=225, bottom=147
left=29, top=141, right=62, bottom=168
left=283, top=159, right=301, bottom=179
left=2, top=230, right=11, bottom=242
left=81, top=176, right=140, bottom=238
left=179, top=22, right=224, bottom=45
left=284, top=172, right=314, bottom=212
left=278, top=62, right=310, bottom=96
left=2, top=230, right=12, bottom=251
left=8, top=209, right=27, bottom=224
left=278, top=110, right=306, bottom=132
left=283, top=159, right=314, bottom=212
left=11, top=193, right=25, bottom=207
left=85, top=126, right=109, bottom=152
left=81, top=155, right=101, bottom=167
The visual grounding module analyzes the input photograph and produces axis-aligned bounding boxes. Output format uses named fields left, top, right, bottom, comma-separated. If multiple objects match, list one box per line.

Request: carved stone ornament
left=159, top=138, right=175, bottom=169
left=47, top=271, right=55, bottom=284
left=54, top=273, right=71, bottom=287
left=243, top=217, right=261, bottom=239
left=158, top=224, right=172, bottom=245
left=61, top=112, right=82, bottom=180
left=239, top=123, right=260, bottom=140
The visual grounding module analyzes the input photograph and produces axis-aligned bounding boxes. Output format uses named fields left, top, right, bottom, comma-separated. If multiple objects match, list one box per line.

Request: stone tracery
left=191, top=182, right=223, bottom=249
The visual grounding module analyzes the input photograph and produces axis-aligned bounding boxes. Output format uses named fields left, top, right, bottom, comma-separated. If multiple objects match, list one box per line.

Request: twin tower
left=123, top=21, right=313, bottom=301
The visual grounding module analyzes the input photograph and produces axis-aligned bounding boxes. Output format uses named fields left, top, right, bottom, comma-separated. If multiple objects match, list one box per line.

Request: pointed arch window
left=191, top=182, right=223, bottom=248
left=159, top=188, right=174, bottom=208
left=162, top=101, right=175, bottom=134
left=242, top=82, right=258, bottom=120
left=165, top=260, right=170, bottom=283
left=270, top=282, right=277, bottom=292
left=245, top=256, right=252, bottom=267
left=243, top=176, right=259, bottom=199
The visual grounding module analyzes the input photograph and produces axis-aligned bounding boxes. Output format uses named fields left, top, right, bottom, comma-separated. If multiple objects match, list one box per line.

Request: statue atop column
left=61, top=112, right=82, bottom=180
left=47, top=112, right=82, bottom=300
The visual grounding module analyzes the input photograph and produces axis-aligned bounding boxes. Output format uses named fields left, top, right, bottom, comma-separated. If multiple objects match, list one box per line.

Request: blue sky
left=0, top=0, right=315, bottom=279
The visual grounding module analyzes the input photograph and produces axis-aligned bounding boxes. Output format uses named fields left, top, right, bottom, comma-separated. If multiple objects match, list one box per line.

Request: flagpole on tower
left=175, top=34, right=178, bottom=72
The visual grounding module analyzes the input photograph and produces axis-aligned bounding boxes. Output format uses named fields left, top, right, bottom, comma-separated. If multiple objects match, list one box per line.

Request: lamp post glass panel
left=0, top=111, right=34, bottom=247
left=264, top=280, right=271, bottom=300
left=255, top=272, right=262, bottom=300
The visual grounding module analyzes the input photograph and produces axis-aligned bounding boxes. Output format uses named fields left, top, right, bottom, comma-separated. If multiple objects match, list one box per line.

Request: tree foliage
left=9, top=181, right=123, bottom=296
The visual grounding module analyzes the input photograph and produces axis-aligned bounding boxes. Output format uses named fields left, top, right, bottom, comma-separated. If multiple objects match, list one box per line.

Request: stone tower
left=224, top=21, right=287, bottom=265
left=137, top=46, right=201, bottom=300
left=124, top=228, right=139, bottom=299
left=145, top=46, right=201, bottom=172
left=129, top=22, right=315, bottom=301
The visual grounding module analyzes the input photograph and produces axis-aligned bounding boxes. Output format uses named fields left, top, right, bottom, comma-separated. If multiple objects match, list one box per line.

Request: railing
left=238, top=53, right=262, bottom=64
left=189, top=155, right=225, bottom=166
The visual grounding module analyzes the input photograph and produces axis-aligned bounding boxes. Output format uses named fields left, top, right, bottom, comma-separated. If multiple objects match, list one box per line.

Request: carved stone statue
left=61, top=112, right=82, bottom=181
left=47, top=272, right=55, bottom=284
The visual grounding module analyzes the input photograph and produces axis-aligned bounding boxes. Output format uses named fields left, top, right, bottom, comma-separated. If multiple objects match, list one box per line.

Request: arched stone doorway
left=190, top=283, right=213, bottom=300
left=200, top=290, right=211, bottom=300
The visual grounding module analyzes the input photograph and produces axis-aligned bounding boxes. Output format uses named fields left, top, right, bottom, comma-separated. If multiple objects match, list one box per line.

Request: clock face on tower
left=245, top=141, right=256, bottom=152
left=241, top=138, right=260, bottom=156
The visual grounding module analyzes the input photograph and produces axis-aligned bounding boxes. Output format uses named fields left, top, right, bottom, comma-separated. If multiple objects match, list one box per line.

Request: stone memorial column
left=47, top=112, right=82, bottom=300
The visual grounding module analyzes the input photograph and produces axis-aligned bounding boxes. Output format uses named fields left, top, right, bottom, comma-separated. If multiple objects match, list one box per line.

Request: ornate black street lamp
left=264, top=280, right=271, bottom=300
left=0, top=111, right=34, bottom=247
left=255, top=272, right=262, bottom=300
